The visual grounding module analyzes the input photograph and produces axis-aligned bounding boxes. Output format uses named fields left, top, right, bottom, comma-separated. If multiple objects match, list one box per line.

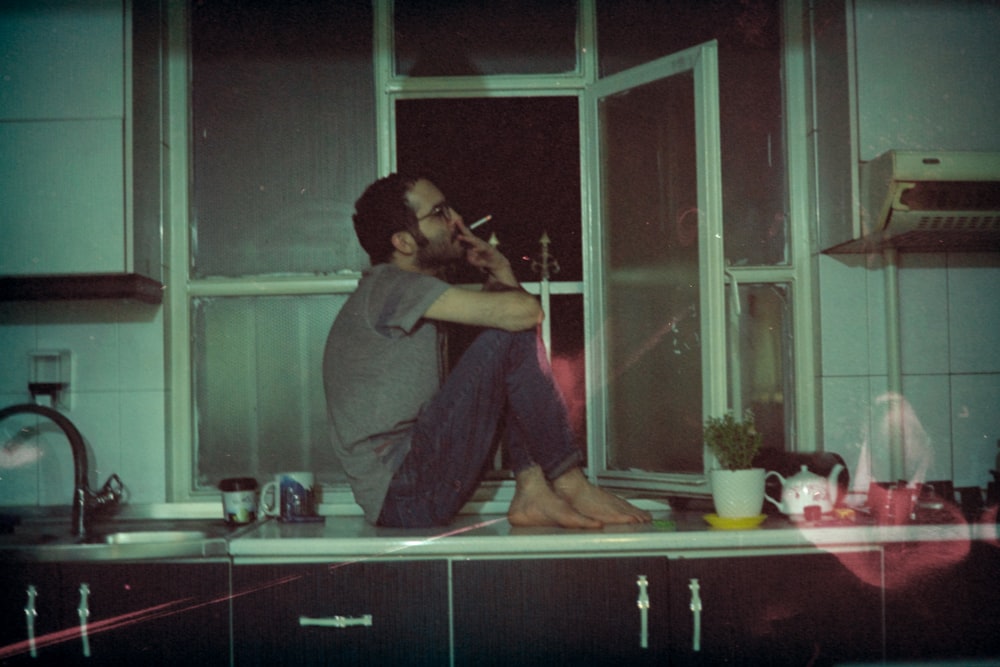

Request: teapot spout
left=828, top=463, right=845, bottom=506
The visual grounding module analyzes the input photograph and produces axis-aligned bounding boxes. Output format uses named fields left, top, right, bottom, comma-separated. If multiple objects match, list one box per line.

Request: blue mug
left=261, top=472, right=319, bottom=522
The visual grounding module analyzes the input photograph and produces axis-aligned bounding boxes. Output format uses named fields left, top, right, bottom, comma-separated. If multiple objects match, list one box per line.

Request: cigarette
left=469, top=215, right=492, bottom=230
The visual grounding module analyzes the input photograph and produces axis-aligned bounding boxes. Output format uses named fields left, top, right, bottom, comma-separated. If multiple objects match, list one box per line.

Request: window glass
left=193, top=295, right=347, bottom=489
left=395, top=96, right=582, bottom=284
left=597, top=0, right=787, bottom=266
left=190, top=0, right=374, bottom=278
left=598, top=71, right=704, bottom=474
left=730, top=283, right=792, bottom=453
left=394, top=0, right=579, bottom=76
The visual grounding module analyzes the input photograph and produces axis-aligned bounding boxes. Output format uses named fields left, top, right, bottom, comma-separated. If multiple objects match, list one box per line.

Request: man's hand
left=455, top=219, right=519, bottom=288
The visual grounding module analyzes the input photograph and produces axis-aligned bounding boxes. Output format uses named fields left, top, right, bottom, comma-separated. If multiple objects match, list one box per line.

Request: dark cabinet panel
left=452, top=556, right=669, bottom=666
left=885, top=540, right=1000, bottom=660
left=0, top=561, right=230, bottom=666
left=0, top=564, right=62, bottom=666
left=667, top=551, right=884, bottom=666
left=232, top=560, right=449, bottom=666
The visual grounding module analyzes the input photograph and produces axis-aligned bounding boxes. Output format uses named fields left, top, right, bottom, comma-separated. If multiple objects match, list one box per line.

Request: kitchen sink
left=102, top=530, right=210, bottom=545
left=0, top=515, right=243, bottom=562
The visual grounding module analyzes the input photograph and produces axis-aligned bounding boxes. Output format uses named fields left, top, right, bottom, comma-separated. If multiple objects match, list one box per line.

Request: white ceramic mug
left=260, top=472, right=317, bottom=521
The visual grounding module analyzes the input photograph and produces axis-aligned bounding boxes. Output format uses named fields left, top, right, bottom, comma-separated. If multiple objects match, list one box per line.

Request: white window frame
left=162, top=0, right=818, bottom=503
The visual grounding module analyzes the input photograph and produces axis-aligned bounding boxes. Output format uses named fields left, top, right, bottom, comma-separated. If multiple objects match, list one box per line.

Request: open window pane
left=598, top=70, right=703, bottom=473
left=597, top=0, right=787, bottom=266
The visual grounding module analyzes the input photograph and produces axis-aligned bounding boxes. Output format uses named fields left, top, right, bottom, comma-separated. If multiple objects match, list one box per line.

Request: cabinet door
left=668, top=551, right=884, bottom=666
left=0, top=561, right=229, bottom=666
left=232, top=560, right=448, bottom=667
left=452, top=557, right=668, bottom=666
left=886, top=540, right=1000, bottom=660
left=55, top=561, right=231, bottom=666
left=0, top=563, right=62, bottom=666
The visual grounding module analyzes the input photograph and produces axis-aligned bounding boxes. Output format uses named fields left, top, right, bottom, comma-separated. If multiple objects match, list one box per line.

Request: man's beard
left=415, top=231, right=465, bottom=272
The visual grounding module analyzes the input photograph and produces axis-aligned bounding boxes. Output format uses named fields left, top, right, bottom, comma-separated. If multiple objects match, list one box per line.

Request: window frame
left=163, top=0, right=818, bottom=503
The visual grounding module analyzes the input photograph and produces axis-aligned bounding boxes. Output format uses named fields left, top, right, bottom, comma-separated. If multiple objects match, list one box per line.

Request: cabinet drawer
left=232, top=560, right=448, bottom=667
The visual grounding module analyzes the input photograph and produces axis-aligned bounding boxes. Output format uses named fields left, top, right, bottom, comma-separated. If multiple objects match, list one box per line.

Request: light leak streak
left=0, top=517, right=507, bottom=660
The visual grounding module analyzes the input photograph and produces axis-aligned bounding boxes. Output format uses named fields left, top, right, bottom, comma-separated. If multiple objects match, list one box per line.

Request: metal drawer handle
left=689, top=578, right=702, bottom=652
left=24, top=585, right=38, bottom=658
left=636, top=575, right=650, bottom=649
left=78, top=583, right=91, bottom=657
left=299, top=614, right=373, bottom=628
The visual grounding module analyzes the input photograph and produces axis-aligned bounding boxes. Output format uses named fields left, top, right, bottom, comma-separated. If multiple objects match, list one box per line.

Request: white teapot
left=764, top=463, right=844, bottom=518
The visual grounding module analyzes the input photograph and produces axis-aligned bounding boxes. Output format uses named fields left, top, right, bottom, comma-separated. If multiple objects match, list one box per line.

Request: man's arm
left=425, top=285, right=541, bottom=331
left=424, top=218, right=542, bottom=331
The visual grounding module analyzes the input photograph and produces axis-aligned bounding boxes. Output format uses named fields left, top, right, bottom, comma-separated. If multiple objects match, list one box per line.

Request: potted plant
left=704, top=410, right=765, bottom=519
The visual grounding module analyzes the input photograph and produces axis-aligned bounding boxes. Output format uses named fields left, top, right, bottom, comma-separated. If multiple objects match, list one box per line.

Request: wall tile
left=948, top=253, right=1000, bottom=374
left=865, top=254, right=887, bottom=376
left=35, top=301, right=121, bottom=393
left=819, top=254, right=874, bottom=376
left=117, top=303, right=165, bottom=391
left=0, top=302, right=37, bottom=394
left=0, top=395, right=42, bottom=506
left=118, top=390, right=167, bottom=503
left=822, top=376, right=875, bottom=490
left=899, top=253, right=949, bottom=375
left=900, top=374, right=953, bottom=483
left=951, top=373, right=1000, bottom=488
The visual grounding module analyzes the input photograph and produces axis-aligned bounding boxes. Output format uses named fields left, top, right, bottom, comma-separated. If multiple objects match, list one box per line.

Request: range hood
left=825, top=151, right=1000, bottom=253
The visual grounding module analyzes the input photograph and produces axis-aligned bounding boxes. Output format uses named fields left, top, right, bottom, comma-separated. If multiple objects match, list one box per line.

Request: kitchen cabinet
left=0, top=563, right=61, bottom=666
left=451, top=556, right=668, bottom=665
left=885, top=540, right=1000, bottom=661
left=0, top=0, right=162, bottom=286
left=0, top=560, right=230, bottom=666
left=231, top=560, right=449, bottom=666
left=666, top=550, right=884, bottom=666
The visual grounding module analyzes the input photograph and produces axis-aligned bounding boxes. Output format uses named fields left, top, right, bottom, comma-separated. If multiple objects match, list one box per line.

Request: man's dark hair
left=352, top=173, right=425, bottom=265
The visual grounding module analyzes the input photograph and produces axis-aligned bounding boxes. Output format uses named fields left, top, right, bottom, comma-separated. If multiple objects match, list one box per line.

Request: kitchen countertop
left=3, top=501, right=997, bottom=563
left=228, top=506, right=999, bottom=562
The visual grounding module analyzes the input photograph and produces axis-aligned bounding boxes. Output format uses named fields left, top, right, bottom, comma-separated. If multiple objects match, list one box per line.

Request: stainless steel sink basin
left=0, top=516, right=238, bottom=562
left=103, top=530, right=209, bottom=545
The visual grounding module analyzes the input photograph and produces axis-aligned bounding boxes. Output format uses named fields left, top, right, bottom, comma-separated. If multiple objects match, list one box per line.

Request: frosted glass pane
left=600, top=72, right=703, bottom=473
left=193, top=295, right=347, bottom=489
left=732, top=283, right=791, bottom=453
left=190, top=1, right=374, bottom=278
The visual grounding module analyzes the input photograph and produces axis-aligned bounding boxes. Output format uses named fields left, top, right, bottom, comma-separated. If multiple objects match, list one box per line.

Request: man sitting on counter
left=322, top=173, right=651, bottom=529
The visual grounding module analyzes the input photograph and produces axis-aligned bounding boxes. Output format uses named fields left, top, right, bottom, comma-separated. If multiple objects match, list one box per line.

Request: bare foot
left=553, top=468, right=653, bottom=525
left=508, top=466, right=603, bottom=529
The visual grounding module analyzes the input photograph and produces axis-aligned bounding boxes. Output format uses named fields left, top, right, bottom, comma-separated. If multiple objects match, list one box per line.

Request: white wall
left=820, top=253, right=1000, bottom=489
left=0, top=300, right=167, bottom=506
left=818, top=1, right=1000, bottom=490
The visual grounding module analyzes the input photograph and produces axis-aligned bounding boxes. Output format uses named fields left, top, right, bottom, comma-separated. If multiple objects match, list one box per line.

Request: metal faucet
left=0, top=403, right=123, bottom=538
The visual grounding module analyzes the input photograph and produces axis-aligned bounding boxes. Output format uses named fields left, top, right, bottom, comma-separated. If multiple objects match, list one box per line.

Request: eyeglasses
left=417, top=202, right=454, bottom=222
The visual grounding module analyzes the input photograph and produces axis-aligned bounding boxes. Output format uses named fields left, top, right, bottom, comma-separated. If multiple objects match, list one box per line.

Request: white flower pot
left=710, top=468, right=766, bottom=518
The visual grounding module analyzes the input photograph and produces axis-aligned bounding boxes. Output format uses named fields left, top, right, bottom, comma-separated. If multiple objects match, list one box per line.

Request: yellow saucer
left=703, top=513, right=767, bottom=530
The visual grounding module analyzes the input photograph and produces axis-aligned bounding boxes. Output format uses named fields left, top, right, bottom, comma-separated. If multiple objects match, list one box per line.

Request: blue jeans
left=377, top=328, right=582, bottom=528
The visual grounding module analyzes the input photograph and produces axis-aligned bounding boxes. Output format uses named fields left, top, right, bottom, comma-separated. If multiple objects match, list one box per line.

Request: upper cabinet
left=0, top=0, right=163, bottom=296
left=808, top=0, right=1000, bottom=253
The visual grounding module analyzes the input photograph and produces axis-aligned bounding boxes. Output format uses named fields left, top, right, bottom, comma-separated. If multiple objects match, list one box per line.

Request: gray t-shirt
left=322, top=264, right=450, bottom=522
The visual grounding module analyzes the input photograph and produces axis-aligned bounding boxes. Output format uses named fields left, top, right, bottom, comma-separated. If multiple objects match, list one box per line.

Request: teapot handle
left=763, top=470, right=783, bottom=509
